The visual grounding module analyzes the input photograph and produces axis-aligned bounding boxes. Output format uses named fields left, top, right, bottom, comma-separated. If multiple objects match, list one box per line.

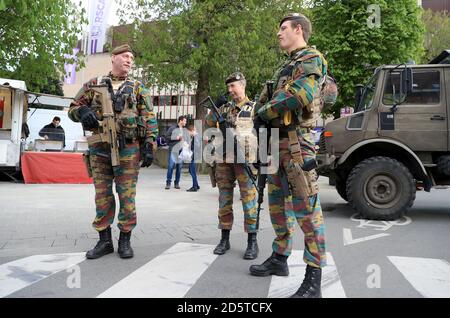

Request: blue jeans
left=189, top=161, right=199, bottom=188
left=166, top=152, right=182, bottom=185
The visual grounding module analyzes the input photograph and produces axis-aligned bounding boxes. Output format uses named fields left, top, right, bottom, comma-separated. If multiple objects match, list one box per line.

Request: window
left=383, top=70, right=440, bottom=105
left=152, top=96, right=159, bottom=106
left=356, top=70, right=380, bottom=113
left=159, top=96, right=170, bottom=106
left=171, top=96, right=178, bottom=106
left=190, top=95, right=196, bottom=106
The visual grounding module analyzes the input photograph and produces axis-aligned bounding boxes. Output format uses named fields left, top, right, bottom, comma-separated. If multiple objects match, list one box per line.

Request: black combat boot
left=118, top=231, right=134, bottom=259
left=86, top=227, right=114, bottom=259
left=249, top=252, right=289, bottom=276
left=243, top=232, right=259, bottom=260
left=213, top=229, right=230, bottom=255
left=290, top=265, right=322, bottom=298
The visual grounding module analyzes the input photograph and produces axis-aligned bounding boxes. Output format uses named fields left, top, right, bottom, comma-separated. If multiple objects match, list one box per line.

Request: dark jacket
left=190, top=132, right=201, bottom=160
left=166, top=125, right=189, bottom=150
left=39, top=123, right=65, bottom=147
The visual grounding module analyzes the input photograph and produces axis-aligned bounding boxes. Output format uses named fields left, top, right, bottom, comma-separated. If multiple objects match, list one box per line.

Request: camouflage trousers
left=89, top=141, right=140, bottom=233
left=268, top=131, right=326, bottom=268
left=215, top=163, right=258, bottom=233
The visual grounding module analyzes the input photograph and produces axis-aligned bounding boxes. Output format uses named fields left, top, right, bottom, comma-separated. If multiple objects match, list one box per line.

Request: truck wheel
left=347, top=156, right=416, bottom=220
left=335, top=178, right=348, bottom=201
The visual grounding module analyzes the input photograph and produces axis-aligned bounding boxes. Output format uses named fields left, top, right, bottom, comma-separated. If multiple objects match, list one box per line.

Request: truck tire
left=335, top=178, right=348, bottom=201
left=347, top=156, right=416, bottom=220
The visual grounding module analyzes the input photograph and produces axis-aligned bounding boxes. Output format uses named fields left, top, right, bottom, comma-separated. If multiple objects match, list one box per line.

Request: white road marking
left=97, top=242, right=218, bottom=298
left=350, top=214, right=412, bottom=231
left=0, top=253, right=86, bottom=298
left=343, top=228, right=390, bottom=246
left=388, top=256, right=450, bottom=298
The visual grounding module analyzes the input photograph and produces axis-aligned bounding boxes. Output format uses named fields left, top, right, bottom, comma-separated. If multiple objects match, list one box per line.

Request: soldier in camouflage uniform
left=249, top=13, right=327, bottom=298
left=205, top=72, right=259, bottom=260
left=69, top=44, right=158, bottom=259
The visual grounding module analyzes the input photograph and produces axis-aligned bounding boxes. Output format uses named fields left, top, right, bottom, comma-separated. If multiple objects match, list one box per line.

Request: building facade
left=421, top=0, right=450, bottom=12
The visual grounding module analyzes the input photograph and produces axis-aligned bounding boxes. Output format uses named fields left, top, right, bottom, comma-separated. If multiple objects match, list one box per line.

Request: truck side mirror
left=354, top=84, right=364, bottom=109
left=401, top=67, right=413, bottom=96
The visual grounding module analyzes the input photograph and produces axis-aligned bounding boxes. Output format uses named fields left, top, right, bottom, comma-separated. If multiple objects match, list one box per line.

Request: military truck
left=317, top=50, right=450, bottom=220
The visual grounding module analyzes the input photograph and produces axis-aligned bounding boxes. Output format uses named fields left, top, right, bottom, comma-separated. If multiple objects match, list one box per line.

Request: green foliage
left=311, top=0, right=424, bottom=116
left=0, top=0, right=87, bottom=93
left=422, top=9, right=450, bottom=63
left=118, top=0, right=307, bottom=118
left=118, top=0, right=425, bottom=119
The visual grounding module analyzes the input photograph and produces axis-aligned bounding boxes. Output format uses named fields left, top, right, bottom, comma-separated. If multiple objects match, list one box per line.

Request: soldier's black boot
left=118, top=231, right=134, bottom=259
left=243, top=232, right=259, bottom=260
left=86, top=227, right=114, bottom=259
left=213, top=229, right=230, bottom=255
left=249, top=252, right=289, bottom=276
left=290, top=265, right=322, bottom=298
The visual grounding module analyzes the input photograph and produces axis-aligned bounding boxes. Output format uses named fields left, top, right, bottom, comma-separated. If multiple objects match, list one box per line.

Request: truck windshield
left=356, top=69, right=380, bottom=113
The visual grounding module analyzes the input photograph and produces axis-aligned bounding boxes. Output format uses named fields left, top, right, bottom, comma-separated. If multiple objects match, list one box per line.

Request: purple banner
left=64, top=48, right=80, bottom=85
left=88, top=0, right=111, bottom=55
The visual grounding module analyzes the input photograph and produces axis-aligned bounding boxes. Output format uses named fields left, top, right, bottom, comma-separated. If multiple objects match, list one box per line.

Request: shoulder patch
left=299, top=56, right=323, bottom=78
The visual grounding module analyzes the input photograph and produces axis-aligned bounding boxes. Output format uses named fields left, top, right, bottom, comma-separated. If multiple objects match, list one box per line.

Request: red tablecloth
left=21, top=152, right=93, bottom=184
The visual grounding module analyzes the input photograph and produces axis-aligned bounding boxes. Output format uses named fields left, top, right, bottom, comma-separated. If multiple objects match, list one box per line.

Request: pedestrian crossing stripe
left=388, top=256, right=450, bottom=298
left=0, top=253, right=86, bottom=298
left=98, top=242, right=218, bottom=298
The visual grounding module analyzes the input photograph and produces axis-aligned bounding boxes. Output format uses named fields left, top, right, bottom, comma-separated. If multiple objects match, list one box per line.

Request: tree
left=311, top=0, right=424, bottom=116
left=6, top=53, right=65, bottom=95
left=422, top=9, right=450, bottom=63
left=0, top=0, right=87, bottom=93
left=118, top=0, right=307, bottom=120
left=41, top=78, right=64, bottom=96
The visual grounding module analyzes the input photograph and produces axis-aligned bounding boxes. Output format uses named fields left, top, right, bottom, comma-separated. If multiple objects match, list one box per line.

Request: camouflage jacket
left=68, top=72, right=158, bottom=144
left=256, top=46, right=328, bottom=129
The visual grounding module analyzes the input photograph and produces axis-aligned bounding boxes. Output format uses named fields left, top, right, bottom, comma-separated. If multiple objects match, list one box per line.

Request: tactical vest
left=218, top=99, right=257, bottom=163
left=270, top=47, right=326, bottom=129
left=94, top=76, right=146, bottom=142
left=220, top=99, right=254, bottom=128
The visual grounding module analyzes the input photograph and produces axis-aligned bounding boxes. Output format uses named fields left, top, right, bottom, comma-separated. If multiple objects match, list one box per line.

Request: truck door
left=446, top=67, right=450, bottom=151
left=379, top=67, right=447, bottom=152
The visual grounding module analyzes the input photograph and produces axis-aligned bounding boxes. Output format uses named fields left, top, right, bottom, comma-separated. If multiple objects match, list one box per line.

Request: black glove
left=252, top=162, right=261, bottom=170
left=253, top=115, right=267, bottom=134
left=215, top=94, right=228, bottom=108
left=140, top=142, right=154, bottom=167
left=78, top=106, right=99, bottom=130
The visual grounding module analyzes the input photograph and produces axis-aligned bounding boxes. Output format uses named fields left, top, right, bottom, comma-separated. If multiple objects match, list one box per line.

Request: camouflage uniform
left=256, top=46, right=328, bottom=268
left=69, top=72, right=158, bottom=234
left=205, top=97, right=258, bottom=233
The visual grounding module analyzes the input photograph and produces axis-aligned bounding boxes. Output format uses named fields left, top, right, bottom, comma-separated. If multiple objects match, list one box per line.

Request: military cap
left=111, top=44, right=133, bottom=55
left=280, top=13, right=308, bottom=26
left=225, top=72, right=245, bottom=85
